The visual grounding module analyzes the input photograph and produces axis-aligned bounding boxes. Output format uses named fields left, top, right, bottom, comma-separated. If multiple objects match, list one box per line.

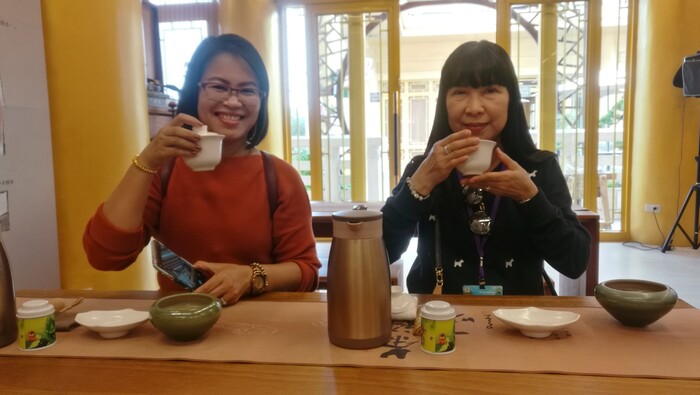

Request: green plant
left=291, top=147, right=311, bottom=161
left=599, top=99, right=624, bottom=128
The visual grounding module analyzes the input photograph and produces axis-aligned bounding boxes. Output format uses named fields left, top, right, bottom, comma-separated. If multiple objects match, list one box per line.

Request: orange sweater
left=84, top=154, right=320, bottom=291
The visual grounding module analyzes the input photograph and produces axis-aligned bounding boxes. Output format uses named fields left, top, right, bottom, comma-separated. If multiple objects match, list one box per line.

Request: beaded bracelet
left=518, top=193, right=536, bottom=204
left=405, top=177, right=430, bottom=201
left=132, top=155, right=157, bottom=174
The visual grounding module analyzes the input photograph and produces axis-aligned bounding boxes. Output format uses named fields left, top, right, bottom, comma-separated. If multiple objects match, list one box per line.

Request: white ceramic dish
left=390, top=286, right=415, bottom=314
left=492, top=307, right=580, bottom=338
left=75, top=309, right=150, bottom=339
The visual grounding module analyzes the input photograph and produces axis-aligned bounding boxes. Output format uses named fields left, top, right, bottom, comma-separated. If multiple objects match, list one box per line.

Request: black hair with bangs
left=425, top=40, right=547, bottom=165
left=177, top=34, right=269, bottom=147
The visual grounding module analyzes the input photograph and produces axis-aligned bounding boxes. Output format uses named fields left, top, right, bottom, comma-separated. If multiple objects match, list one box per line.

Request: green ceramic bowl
left=594, top=279, right=678, bottom=327
left=149, top=293, right=222, bottom=341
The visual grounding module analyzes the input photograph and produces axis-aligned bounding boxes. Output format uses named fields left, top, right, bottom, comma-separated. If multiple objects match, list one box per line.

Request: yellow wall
left=42, top=0, right=155, bottom=289
left=630, top=0, right=700, bottom=245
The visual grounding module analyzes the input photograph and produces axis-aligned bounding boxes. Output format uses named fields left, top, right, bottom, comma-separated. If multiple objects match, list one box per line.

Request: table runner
left=1, top=298, right=699, bottom=379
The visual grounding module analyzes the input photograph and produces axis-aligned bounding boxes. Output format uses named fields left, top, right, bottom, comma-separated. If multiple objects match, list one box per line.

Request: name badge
left=463, top=285, right=503, bottom=295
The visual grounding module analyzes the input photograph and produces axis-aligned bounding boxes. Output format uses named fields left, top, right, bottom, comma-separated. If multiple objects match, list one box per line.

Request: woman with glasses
left=84, top=34, right=320, bottom=305
left=382, top=41, right=590, bottom=295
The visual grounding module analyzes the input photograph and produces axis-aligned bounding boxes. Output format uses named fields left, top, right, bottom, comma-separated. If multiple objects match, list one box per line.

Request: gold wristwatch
left=249, top=262, right=268, bottom=295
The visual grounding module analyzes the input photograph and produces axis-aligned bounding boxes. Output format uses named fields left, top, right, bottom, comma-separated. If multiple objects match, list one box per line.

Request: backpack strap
left=159, top=152, right=278, bottom=220
left=261, top=151, right=278, bottom=219
left=159, top=158, right=176, bottom=197
left=433, top=217, right=443, bottom=295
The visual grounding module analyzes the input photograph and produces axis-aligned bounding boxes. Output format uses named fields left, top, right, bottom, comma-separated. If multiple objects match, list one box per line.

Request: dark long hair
left=425, top=40, right=549, bottom=165
left=177, top=34, right=269, bottom=147
left=425, top=41, right=553, bottom=221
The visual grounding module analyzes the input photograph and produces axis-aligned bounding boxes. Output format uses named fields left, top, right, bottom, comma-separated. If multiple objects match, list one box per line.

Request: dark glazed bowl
left=150, top=293, right=222, bottom=341
left=594, top=279, right=678, bottom=327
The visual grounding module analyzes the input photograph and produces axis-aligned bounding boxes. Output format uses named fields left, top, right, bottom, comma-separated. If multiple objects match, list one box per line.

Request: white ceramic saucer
left=76, top=309, right=149, bottom=339
left=492, top=307, right=580, bottom=338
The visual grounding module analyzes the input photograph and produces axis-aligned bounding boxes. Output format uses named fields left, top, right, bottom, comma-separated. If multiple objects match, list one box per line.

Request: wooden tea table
left=1, top=290, right=698, bottom=394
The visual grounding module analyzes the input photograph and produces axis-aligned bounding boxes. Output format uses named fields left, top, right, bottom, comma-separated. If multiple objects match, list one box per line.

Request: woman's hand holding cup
left=138, top=113, right=204, bottom=170
left=410, top=130, right=480, bottom=195
left=462, top=148, right=538, bottom=202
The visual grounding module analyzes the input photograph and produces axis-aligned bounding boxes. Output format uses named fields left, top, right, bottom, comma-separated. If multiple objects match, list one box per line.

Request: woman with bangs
left=381, top=40, right=590, bottom=295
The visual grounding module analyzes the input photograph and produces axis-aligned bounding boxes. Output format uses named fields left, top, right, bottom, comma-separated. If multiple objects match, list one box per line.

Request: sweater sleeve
left=83, top=175, right=163, bottom=271
left=270, top=158, right=321, bottom=291
left=381, top=156, right=430, bottom=263
left=82, top=203, right=151, bottom=271
left=516, top=158, right=591, bottom=279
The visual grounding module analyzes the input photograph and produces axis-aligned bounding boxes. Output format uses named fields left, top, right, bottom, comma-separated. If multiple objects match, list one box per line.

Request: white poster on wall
left=0, top=0, right=60, bottom=289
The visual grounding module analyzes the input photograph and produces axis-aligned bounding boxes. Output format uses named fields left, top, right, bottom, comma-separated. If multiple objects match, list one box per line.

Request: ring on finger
left=218, top=297, right=228, bottom=307
left=444, top=144, right=452, bottom=155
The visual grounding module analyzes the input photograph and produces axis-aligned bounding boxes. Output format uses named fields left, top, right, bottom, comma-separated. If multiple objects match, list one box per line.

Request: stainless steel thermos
left=327, top=209, right=391, bottom=349
left=0, top=232, right=18, bottom=348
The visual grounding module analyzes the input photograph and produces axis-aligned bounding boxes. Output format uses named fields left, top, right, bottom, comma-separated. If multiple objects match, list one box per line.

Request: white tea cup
left=184, top=125, right=224, bottom=171
left=456, top=139, right=497, bottom=176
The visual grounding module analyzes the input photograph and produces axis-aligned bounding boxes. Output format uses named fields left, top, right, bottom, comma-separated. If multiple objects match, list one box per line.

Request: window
left=147, top=0, right=218, bottom=100
left=159, top=20, right=209, bottom=99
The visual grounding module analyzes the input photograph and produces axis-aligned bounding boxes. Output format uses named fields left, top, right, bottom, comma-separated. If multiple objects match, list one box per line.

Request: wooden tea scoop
left=47, top=297, right=84, bottom=313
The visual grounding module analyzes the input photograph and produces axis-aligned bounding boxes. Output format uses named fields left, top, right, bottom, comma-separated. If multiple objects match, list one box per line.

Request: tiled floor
left=539, top=241, right=699, bottom=307
left=596, top=242, right=700, bottom=308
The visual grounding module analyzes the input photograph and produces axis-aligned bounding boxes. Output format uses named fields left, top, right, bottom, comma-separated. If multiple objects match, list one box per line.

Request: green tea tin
left=16, top=299, right=56, bottom=350
left=419, top=300, right=456, bottom=354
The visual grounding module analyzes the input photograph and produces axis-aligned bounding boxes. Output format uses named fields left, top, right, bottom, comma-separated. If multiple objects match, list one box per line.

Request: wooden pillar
left=348, top=14, right=367, bottom=201
left=630, top=0, right=700, bottom=245
left=218, top=0, right=284, bottom=158
left=42, top=0, right=155, bottom=289
left=630, top=0, right=700, bottom=246
left=538, top=3, right=557, bottom=153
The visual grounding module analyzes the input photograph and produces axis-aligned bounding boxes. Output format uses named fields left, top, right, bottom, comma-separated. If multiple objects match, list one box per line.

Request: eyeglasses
left=463, top=187, right=491, bottom=235
left=199, top=82, right=265, bottom=104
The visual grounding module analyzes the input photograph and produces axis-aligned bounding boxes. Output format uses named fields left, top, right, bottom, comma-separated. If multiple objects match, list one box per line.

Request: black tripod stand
left=662, top=54, right=700, bottom=252
left=661, top=128, right=700, bottom=252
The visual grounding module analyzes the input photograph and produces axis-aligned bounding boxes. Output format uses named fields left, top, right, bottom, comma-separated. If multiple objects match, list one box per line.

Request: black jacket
left=382, top=155, right=591, bottom=295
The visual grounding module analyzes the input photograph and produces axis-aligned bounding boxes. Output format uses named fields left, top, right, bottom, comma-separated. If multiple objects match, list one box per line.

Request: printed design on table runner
left=220, top=322, right=279, bottom=335
left=381, top=312, right=472, bottom=359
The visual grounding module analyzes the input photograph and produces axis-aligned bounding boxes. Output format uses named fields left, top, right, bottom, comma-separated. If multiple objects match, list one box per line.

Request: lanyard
left=457, top=163, right=504, bottom=289
left=466, top=194, right=501, bottom=288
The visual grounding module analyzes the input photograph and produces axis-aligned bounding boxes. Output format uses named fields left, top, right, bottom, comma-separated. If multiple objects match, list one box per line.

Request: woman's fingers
left=140, top=120, right=204, bottom=166
left=169, top=113, right=204, bottom=130
left=442, top=130, right=479, bottom=155
left=411, top=131, right=488, bottom=194
left=194, top=262, right=249, bottom=306
left=461, top=149, right=537, bottom=200
left=494, top=148, right=519, bottom=170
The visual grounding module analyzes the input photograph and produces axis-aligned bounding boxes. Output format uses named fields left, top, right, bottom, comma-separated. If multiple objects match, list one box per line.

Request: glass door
left=283, top=1, right=400, bottom=202
left=499, top=0, right=604, bottom=221
left=281, top=0, right=631, bottom=235
left=396, top=2, right=497, bottom=181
